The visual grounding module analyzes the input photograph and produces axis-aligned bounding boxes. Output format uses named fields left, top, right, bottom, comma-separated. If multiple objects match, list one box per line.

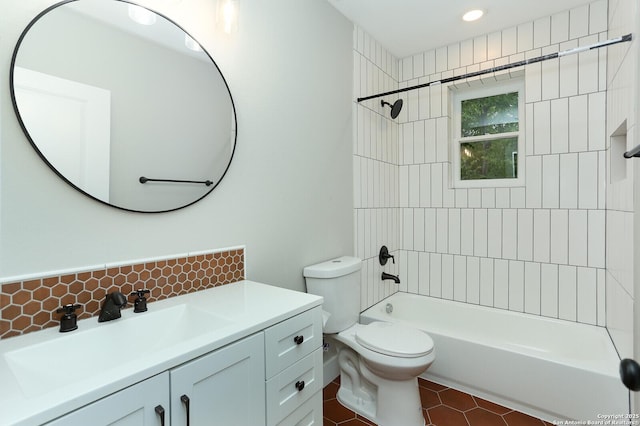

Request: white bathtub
left=360, top=292, right=629, bottom=422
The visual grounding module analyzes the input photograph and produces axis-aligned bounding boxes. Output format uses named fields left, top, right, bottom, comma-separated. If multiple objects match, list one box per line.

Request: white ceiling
left=327, top=0, right=596, bottom=58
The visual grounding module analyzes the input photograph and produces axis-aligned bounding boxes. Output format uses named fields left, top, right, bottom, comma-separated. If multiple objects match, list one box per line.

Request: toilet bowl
left=303, top=256, right=436, bottom=426
left=340, top=322, right=435, bottom=380
left=331, top=322, right=434, bottom=426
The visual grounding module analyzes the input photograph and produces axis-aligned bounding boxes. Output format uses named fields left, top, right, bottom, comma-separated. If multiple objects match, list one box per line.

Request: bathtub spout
left=381, top=272, right=400, bottom=284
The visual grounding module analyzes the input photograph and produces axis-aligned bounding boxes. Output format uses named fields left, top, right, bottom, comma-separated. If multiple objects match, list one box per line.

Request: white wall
left=355, top=1, right=613, bottom=327
left=0, top=0, right=354, bottom=292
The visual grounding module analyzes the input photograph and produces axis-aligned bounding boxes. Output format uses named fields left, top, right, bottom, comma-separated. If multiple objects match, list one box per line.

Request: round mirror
left=10, top=0, right=237, bottom=213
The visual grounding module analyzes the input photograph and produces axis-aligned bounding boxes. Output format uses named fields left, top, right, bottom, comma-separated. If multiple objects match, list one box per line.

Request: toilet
left=303, top=256, right=435, bottom=426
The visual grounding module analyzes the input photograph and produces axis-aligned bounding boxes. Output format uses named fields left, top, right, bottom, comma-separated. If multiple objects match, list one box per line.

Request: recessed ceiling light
left=462, top=9, right=484, bottom=22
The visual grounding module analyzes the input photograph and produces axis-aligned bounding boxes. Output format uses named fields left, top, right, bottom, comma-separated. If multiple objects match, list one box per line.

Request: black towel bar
left=139, top=176, right=213, bottom=186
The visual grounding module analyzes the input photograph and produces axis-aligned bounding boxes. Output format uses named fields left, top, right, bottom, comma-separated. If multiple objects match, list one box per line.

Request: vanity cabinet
left=45, top=373, right=170, bottom=426
left=45, top=333, right=265, bottom=426
left=42, top=307, right=322, bottom=426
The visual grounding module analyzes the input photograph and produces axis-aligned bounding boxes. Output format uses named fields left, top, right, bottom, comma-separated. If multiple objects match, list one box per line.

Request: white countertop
left=0, top=280, right=323, bottom=426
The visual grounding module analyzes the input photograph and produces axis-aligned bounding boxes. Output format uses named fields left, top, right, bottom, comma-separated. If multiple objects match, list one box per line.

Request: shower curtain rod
left=356, top=33, right=632, bottom=103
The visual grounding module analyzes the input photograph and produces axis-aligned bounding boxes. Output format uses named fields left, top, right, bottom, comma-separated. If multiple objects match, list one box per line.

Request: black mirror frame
left=9, top=0, right=238, bottom=213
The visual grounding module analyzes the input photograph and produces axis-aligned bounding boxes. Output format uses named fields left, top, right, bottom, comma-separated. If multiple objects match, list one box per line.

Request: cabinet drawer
left=266, top=348, right=323, bottom=426
left=275, top=391, right=322, bottom=426
left=265, top=307, right=322, bottom=379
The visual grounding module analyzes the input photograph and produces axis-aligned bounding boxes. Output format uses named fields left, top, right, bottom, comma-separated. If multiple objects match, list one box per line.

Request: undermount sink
left=4, top=304, right=230, bottom=397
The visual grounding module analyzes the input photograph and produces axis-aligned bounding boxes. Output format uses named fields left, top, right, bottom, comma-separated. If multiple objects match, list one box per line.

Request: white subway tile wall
left=353, top=0, right=620, bottom=328
left=606, top=0, right=637, bottom=358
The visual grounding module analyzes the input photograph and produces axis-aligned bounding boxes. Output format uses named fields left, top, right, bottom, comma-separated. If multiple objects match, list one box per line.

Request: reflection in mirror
left=11, top=0, right=237, bottom=212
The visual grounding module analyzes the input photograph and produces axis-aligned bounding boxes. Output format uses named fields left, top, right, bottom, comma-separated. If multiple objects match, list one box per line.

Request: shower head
left=381, top=99, right=403, bottom=119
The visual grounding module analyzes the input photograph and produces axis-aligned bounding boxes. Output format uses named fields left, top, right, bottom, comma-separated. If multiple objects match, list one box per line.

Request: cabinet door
left=45, top=373, right=169, bottom=426
left=170, top=332, right=265, bottom=426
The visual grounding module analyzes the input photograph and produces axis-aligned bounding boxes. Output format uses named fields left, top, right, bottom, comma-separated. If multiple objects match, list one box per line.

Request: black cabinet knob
left=295, top=380, right=305, bottom=391
left=294, top=335, right=304, bottom=345
left=620, top=358, right=640, bottom=391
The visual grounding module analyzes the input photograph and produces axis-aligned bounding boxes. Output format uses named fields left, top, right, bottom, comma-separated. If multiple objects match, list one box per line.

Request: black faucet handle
left=131, top=289, right=150, bottom=313
left=57, top=304, right=81, bottom=332
left=379, top=246, right=396, bottom=265
left=56, top=304, right=81, bottom=314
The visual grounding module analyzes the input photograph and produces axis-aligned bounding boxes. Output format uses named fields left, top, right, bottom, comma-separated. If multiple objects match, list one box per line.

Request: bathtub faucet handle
left=379, top=246, right=395, bottom=265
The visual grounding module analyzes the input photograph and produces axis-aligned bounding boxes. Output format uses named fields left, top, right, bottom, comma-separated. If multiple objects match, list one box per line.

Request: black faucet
left=381, top=272, right=400, bottom=284
left=98, top=291, right=127, bottom=322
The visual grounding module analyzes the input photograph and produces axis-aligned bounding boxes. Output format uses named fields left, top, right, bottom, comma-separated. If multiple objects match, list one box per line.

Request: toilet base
left=336, top=349, right=426, bottom=426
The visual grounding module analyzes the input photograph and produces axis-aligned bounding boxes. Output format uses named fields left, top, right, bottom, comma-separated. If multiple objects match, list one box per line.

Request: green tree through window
left=459, top=92, right=519, bottom=181
left=460, top=138, right=518, bottom=180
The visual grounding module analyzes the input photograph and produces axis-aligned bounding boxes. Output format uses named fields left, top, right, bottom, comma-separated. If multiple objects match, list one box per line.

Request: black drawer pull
left=295, top=380, right=305, bottom=391
left=294, top=335, right=304, bottom=345
left=181, top=394, right=191, bottom=426
left=155, top=405, right=165, bottom=426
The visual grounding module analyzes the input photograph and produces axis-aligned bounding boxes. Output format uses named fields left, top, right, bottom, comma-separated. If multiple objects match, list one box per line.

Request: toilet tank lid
left=303, top=256, right=362, bottom=278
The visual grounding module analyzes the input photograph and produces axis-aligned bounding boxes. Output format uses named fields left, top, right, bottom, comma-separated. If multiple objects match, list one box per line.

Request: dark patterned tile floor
left=323, top=377, right=554, bottom=426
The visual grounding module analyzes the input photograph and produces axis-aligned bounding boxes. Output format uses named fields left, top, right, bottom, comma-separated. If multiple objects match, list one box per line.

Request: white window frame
left=451, top=79, right=525, bottom=188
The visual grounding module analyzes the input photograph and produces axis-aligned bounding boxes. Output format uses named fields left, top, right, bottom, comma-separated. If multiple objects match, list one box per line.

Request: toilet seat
left=355, top=322, right=434, bottom=358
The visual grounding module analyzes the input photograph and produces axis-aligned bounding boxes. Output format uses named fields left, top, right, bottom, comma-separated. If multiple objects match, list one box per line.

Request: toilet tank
left=303, top=256, right=362, bottom=334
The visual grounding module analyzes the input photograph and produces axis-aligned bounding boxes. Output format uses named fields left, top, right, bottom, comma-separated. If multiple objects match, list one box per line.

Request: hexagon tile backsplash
left=0, top=247, right=245, bottom=339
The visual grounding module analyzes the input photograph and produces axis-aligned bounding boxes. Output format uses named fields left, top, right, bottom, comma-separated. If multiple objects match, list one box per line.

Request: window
left=451, top=80, right=524, bottom=188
